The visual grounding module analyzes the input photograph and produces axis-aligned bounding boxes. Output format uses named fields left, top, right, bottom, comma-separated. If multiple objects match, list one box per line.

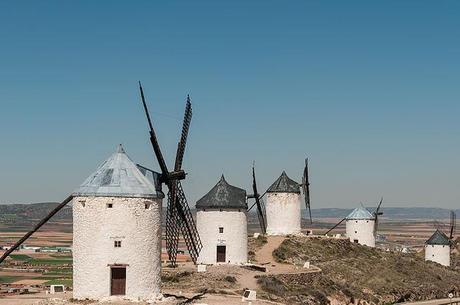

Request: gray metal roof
left=267, top=171, right=300, bottom=193
left=73, top=145, right=163, bottom=199
left=426, top=229, right=451, bottom=246
left=347, top=206, right=374, bottom=220
left=196, top=175, right=247, bottom=210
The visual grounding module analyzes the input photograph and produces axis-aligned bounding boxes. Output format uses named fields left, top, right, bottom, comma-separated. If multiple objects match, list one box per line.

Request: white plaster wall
left=346, top=219, right=375, bottom=247
left=73, top=196, right=162, bottom=300
left=265, top=192, right=301, bottom=236
left=196, top=209, right=247, bottom=264
left=425, top=244, right=450, bottom=267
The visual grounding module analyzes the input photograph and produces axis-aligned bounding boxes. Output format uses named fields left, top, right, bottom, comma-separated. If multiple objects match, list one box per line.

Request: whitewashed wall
left=346, top=219, right=375, bottom=247
left=196, top=209, right=247, bottom=264
left=73, top=196, right=162, bottom=301
left=265, top=192, right=301, bottom=236
left=425, top=244, right=450, bottom=267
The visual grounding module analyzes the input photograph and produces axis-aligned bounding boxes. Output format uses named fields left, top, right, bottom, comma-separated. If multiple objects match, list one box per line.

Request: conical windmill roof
left=426, top=229, right=450, bottom=246
left=347, top=206, right=374, bottom=220
left=267, top=171, right=300, bottom=193
left=73, top=145, right=163, bottom=199
left=196, top=175, right=247, bottom=209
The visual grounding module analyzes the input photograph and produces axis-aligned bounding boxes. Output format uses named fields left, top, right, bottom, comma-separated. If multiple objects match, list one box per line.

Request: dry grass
left=261, top=237, right=460, bottom=305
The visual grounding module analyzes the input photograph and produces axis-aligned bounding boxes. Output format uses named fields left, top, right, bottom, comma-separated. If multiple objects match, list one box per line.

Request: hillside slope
left=256, top=237, right=460, bottom=305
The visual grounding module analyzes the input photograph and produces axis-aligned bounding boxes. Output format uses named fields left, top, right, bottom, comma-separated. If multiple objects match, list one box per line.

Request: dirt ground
left=0, top=292, right=282, bottom=305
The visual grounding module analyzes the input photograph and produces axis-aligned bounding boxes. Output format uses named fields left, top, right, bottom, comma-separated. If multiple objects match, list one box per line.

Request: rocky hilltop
left=256, top=237, right=460, bottom=304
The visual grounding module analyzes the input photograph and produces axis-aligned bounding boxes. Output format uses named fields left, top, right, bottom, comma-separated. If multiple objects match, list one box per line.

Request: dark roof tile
left=267, top=171, right=300, bottom=193
left=426, top=229, right=451, bottom=245
left=196, top=175, right=247, bottom=209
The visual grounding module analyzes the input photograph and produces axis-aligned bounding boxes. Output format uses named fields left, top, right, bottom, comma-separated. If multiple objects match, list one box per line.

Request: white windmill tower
left=196, top=175, right=248, bottom=264
left=345, top=205, right=376, bottom=247
left=72, top=144, right=164, bottom=300
left=325, top=199, right=383, bottom=247
left=265, top=171, right=302, bottom=235
left=425, top=211, right=456, bottom=267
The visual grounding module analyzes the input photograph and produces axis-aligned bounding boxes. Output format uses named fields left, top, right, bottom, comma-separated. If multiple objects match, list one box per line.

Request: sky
left=0, top=1, right=459, bottom=208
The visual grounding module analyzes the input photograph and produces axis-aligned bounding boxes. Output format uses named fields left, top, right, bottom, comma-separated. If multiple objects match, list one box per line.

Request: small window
left=219, top=227, right=224, bottom=234
left=355, top=221, right=358, bottom=223
left=145, top=203, right=150, bottom=210
left=79, top=200, right=86, bottom=208
left=114, top=241, right=121, bottom=248
left=107, top=203, right=113, bottom=208
left=355, top=231, right=357, bottom=234
left=353, top=239, right=359, bottom=243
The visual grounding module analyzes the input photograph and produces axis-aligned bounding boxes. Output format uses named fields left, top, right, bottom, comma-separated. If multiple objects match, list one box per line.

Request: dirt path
left=255, top=236, right=321, bottom=275
left=236, top=236, right=321, bottom=291
left=0, top=292, right=59, bottom=305
left=233, top=236, right=287, bottom=291
left=255, top=236, right=286, bottom=264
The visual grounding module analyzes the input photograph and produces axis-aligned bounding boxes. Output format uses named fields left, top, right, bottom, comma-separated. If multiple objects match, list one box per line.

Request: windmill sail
left=450, top=210, right=456, bottom=240
left=324, top=217, right=347, bottom=236
left=251, top=165, right=267, bottom=234
left=139, top=83, right=202, bottom=266
left=166, top=95, right=193, bottom=263
left=0, top=195, right=73, bottom=264
left=302, top=158, right=312, bottom=224
left=373, top=197, right=383, bottom=237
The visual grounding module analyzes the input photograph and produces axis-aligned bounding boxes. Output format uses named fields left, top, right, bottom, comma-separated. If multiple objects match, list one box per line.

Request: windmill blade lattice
left=303, top=158, right=312, bottom=224
left=252, top=165, right=267, bottom=234
left=172, top=180, right=202, bottom=263
left=139, top=83, right=202, bottom=266
left=373, top=197, right=383, bottom=237
left=450, top=210, right=456, bottom=240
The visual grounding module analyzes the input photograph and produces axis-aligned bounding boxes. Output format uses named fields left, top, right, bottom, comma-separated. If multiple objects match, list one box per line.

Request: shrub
left=257, top=276, right=286, bottom=296
left=224, top=275, right=237, bottom=283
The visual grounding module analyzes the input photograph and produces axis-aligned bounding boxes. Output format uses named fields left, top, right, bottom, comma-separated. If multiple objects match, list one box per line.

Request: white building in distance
left=346, top=206, right=375, bottom=247
left=425, top=229, right=451, bottom=267
left=196, top=175, right=248, bottom=264
left=72, top=145, right=164, bottom=301
left=265, top=171, right=301, bottom=236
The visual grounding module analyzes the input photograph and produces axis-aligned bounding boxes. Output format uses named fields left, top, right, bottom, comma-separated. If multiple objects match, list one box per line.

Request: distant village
left=0, top=245, right=71, bottom=254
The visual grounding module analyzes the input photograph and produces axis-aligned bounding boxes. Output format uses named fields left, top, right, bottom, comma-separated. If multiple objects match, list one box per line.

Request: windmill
left=139, top=82, right=202, bottom=266
left=324, top=198, right=382, bottom=237
left=425, top=211, right=455, bottom=267
left=0, top=85, right=202, bottom=269
left=431, top=210, right=456, bottom=242
left=302, top=158, right=312, bottom=224
left=247, top=163, right=267, bottom=234
left=372, top=197, right=384, bottom=237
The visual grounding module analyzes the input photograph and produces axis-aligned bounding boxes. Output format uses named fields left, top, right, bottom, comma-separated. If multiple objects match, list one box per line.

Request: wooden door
left=216, top=245, right=226, bottom=263
left=111, top=267, right=126, bottom=295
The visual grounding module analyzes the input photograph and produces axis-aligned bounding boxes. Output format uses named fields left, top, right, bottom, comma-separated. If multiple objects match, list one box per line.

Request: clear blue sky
left=0, top=1, right=459, bottom=208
